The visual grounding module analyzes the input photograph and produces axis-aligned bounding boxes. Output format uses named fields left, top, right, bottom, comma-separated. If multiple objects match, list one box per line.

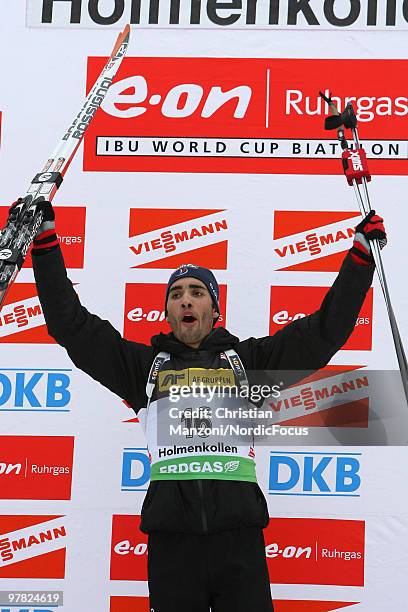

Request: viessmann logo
left=124, top=283, right=227, bottom=344
left=264, top=517, right=365, bottom=586
left=0, top=283, right=51, bottom=344
left=270, top=286, right=373, bottom=351
left=84, top=57, right=408, bottom=175
left=110, top=515, right=148, bottom=581
left=0, top=515, right=67, bottom=578
left=110, top=596, right=358, bottom=612
left=265, top=367, right=369, bottom=428
left=273, top=211, right=361, bottom=271
left=129, top=208, right=229, bottom=269
left=0, top=206, right=86, bottom=269
left=0, top=436, right=74, bottom=500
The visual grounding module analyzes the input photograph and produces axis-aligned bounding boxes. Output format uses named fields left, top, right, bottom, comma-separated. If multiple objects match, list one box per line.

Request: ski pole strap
left=342, top=147, right=371, bottom=186
left=146, top=351, right=170, bottom=409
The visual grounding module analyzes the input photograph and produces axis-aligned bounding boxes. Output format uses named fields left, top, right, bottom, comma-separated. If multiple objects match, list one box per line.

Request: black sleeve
left=238, top=253, right=375, bottom=372
left=32, top=246, right=153, bottom=411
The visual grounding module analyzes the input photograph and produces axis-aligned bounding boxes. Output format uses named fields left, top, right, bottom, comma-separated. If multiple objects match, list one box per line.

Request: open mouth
left=182, top=315, right=197, bottom=324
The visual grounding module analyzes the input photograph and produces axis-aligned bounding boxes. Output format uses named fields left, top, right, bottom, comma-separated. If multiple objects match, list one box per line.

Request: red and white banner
left=84, top=57, right=408, bottom=174
left=0, top=205, right=86, bottom=269
left=124, top=283, right=227, bottom=344
left=0, top=436, right=74, bottom=500
left=264, top=518, right=365, bottom=586
left=129, top=208, right=229, bottom=268
left=270, top=286, right=374, bottom=351
left=109, top=515, right=364, bottom=586
left=273, top=211, right=361, bottom=271
left=110, top=515, right=147, bottom=581
left=265, top=367, right=369, bottom=428
left=0, top=515, right=67, bottom=578
left=0, top=283, right=51, bottom=343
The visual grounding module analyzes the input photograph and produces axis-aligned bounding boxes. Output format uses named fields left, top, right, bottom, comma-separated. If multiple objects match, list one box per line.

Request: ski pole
left=319, top=91, right=408, bottom=406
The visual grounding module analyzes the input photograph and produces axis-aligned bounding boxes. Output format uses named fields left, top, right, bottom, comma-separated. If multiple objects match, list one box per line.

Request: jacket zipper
left=197, top=480, right=208, bottom=532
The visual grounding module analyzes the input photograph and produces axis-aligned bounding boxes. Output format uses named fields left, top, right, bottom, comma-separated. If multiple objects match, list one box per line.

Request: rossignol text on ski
left=0, top=24, right=130, bottom=308
left=319, top=90, right=408, bottom=406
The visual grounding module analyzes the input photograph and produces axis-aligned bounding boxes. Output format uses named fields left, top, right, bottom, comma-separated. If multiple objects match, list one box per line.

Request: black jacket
left=33, top=246, right=374, bottom=534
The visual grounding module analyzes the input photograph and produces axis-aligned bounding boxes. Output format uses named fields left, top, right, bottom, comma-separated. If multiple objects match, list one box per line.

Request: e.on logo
left=264, top=518, right=365, bottom=587
left=0, top=206, right=86, bottom=268
left=269, top=286, right=373, bottom=351
left=124, top=283, right=227, bottom=345
left=84, top=57, right=408, bottom=175
left=0, top=515, right=67, bottom=578
left=110, top=515, right=147, bottom=581
left=129, top=208, right=228, bottom=269
left=0, top=436, right=74, bottom=500
left=273, top=211, right=361, bottom=272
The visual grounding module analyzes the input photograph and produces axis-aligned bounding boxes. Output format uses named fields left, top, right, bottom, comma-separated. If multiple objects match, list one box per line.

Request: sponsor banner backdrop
left=109, top=515, right=364, bottom=586
left=2, top=6, right=408, bottom=611
left=84, top=57, right=408, bottom=175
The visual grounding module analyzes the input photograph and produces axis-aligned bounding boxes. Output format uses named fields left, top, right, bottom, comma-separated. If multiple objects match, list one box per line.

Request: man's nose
left=181, top=297, right=192, bottom=308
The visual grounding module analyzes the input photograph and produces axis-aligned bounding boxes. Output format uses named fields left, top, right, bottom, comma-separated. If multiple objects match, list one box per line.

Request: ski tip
left=111, top=24, right=130, bottom=56
left=122, top=23, right=131, bottom=39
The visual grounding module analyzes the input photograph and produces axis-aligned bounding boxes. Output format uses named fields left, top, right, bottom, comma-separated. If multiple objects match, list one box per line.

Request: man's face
left=166, top=277, right=218, bottom=348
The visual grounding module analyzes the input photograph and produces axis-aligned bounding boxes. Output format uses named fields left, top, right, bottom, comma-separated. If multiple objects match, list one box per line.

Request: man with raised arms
left=30, top=200, right=386, bottom=611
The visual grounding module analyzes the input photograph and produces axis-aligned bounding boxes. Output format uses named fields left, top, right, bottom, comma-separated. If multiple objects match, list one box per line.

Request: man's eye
left=171, top=292, right=180, bottom=299
left=193, top=290, right=203, bottom=296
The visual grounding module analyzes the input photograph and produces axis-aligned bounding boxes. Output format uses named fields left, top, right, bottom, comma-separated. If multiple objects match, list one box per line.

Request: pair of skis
left=0, top=25, right=130, bottom=307
left=320, top=91, right=408, bottom=406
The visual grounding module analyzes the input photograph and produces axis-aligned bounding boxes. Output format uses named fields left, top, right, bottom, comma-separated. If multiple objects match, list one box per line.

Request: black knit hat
left=165, top=264, right=220, bottom=314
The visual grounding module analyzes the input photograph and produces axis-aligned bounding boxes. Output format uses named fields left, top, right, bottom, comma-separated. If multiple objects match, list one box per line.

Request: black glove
left=349, top=210, right=387, bottom=266
left=28, top=200, right=58, bottom=254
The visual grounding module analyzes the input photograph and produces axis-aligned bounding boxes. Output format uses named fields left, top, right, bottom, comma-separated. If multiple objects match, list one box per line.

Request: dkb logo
left=0, top=369, right=71, bottom=412
left=121, top=448, right=150, bottom=491
left=268, top=451, right=361, bottom=497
